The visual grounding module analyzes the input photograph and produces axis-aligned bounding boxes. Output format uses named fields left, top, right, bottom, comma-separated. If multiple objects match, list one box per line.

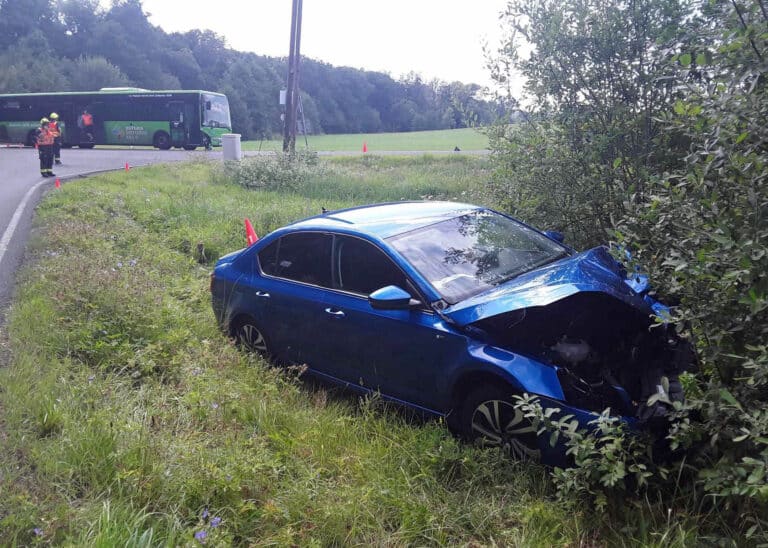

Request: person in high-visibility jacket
left=36, top=118, right=56, bottom=177
left=78, top=109, right=94, bottom=143
left=49, top=112, right=62, bottom=164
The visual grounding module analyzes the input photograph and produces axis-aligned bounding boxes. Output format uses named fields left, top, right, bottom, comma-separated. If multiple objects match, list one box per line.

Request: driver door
left=319, top=235, right=464, bottom=410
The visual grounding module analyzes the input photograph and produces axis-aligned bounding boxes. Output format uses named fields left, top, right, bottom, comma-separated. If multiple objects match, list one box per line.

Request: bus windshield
left=202, top=94, right=231, bottom=129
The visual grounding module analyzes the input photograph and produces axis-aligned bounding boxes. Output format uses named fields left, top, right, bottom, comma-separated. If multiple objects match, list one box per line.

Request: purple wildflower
left=211, top=516, right=222, bottom=528
left=194, top=530, right=207, bottom=543
left=211, top=402, right=219, bottom=410
left=201, top=508, right=209, bottom=520
left=33, top=527, right=43, bottom=536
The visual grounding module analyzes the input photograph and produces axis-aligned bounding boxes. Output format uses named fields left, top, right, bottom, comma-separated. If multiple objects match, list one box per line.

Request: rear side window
left=258, top=232, right=333, bottom=287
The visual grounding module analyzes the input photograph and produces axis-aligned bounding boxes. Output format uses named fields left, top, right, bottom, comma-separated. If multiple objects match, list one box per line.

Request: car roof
left=287, top=201, right=483, bottom=239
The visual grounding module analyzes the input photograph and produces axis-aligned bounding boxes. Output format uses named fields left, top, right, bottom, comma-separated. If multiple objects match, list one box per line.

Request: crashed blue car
left=210, top=202, right=695, bottom=462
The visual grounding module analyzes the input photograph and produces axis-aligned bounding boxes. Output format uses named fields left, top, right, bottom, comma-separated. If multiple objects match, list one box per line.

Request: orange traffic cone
left=125, top=162, right=130, bottom=171
left=362, top=141, right=368, bottom=153
left=55, top=177, right=61, bottom=189
left=244, top=218, right=259, bottom=246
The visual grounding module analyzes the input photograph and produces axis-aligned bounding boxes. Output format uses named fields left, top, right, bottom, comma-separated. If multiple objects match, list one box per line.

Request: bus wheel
left=183, top=145, right=197, bottom=151
left=154, top=131, right=171, bottom=150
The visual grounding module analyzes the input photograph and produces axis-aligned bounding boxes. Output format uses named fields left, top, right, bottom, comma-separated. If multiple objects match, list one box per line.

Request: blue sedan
left=210, top=202, right=695, bottom=462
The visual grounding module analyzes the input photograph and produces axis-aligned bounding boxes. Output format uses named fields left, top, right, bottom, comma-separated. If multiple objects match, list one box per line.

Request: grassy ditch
left=0, top=156, right=701, bottom=545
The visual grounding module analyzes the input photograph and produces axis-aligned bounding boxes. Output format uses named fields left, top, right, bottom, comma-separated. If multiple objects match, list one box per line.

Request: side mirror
left=369, top=285, right=419, bottom=310
left=543, top=230, right=565, bottom=243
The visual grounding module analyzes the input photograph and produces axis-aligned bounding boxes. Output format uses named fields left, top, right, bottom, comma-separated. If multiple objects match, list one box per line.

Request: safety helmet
left=40, top=117, right=49, bottom=124
left=50, top=112, right=59, bottom=119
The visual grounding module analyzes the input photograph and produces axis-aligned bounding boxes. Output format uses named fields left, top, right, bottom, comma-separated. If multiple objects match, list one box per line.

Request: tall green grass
left=0, top=157, right=705, bottom=545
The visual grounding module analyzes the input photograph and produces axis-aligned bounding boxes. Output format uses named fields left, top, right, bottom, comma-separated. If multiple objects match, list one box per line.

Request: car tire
left=183, top=145, right=197, bottom=151
left=455, top=384, right=541, bottom=461
left=231, top=317, right=271, bottom=357
left=153, top=131, right=171, bottom=150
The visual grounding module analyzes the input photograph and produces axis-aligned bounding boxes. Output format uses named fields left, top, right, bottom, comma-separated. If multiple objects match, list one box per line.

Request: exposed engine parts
left=472, top=292, right=698, bottom=423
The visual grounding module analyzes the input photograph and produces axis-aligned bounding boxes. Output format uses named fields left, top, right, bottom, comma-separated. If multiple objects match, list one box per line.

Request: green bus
left=0, top=88, right=231, bottom=150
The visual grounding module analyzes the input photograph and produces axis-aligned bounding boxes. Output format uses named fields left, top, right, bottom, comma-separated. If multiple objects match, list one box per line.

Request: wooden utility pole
left=283, top=0, right=303, bottom=154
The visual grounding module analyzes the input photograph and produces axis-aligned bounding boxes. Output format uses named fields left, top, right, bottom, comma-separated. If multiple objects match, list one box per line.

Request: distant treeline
left=0, top=0, right=501, bottom=138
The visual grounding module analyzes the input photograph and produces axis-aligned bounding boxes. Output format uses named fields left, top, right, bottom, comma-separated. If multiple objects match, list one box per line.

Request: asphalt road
left=0, top=146, right=211, bottom=320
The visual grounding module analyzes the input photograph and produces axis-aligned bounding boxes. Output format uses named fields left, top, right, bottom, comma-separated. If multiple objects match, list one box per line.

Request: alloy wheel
left=236, top=322, right=268, bottom=354
left=471, top=398, right=541, bottom=460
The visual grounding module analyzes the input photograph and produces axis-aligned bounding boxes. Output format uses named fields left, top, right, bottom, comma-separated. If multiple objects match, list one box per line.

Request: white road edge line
left=0, top=179, right=47, bottom=267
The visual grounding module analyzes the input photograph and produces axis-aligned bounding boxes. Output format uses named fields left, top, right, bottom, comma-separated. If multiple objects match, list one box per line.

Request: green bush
left=616, top=1, right=768, bottom=531
left=489, top=0, right=768, bottom=540
left=213, top=150, right=323, bottom=191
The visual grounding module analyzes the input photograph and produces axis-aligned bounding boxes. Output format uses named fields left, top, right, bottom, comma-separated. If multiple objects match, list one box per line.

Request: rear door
left=254, top=232, right=334, bottom=365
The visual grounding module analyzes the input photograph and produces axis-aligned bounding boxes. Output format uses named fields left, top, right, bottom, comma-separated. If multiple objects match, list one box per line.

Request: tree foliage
left=0, top=0, right=498, bottom=138
left=487, top=0, right=688, bottom=247
left=489, top=0, right=768, bottom=539
left=618, top=0, right=768, bottom=522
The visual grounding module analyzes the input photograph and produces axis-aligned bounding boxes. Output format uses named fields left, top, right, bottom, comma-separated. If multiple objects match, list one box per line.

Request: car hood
left=443, top=246, right=650, bottom=327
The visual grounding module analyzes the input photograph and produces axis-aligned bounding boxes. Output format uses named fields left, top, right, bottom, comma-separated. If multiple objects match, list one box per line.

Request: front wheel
left=153, top=131, right=171, bottom=150
left=454, top=385, right=541, bottom=461
left=183, top=145, right=197, bottom=151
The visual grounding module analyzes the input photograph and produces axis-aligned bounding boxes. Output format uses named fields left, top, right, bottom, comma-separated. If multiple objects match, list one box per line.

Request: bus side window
left=205, top=101, right=211, bottom=110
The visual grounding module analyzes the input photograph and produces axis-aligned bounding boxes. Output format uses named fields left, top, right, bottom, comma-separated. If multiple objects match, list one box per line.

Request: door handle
left=255, top=291, right=270, bottom=298
left=324, top=308, right=345, bottom=318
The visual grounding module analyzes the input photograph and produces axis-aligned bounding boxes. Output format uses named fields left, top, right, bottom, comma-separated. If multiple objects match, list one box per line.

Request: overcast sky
left=138, top=0, right=511, bottom=88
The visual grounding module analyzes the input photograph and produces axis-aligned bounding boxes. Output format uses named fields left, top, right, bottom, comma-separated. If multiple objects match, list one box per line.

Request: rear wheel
left=183, top=145, right=197, bottom=151
left=455, top=385, right=541, bottom=461
left=153, top=131, right=171, bottom=150
left=231, top=317, right=271, bottom=357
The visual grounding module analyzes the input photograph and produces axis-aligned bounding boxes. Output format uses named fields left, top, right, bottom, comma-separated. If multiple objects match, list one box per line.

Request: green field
left=0, top=156, right=706, bottom=546
left=242, top=127, right=489, bottom=152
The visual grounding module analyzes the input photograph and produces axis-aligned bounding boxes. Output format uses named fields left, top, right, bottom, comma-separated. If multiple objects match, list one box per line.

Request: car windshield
left=388, top=209, right=568, bottom=304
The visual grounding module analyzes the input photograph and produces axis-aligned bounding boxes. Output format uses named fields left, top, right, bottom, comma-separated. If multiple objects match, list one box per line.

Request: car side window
left=336, top=236, right=408, bottom=295
left=258, top=232, right=333, bottom=287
